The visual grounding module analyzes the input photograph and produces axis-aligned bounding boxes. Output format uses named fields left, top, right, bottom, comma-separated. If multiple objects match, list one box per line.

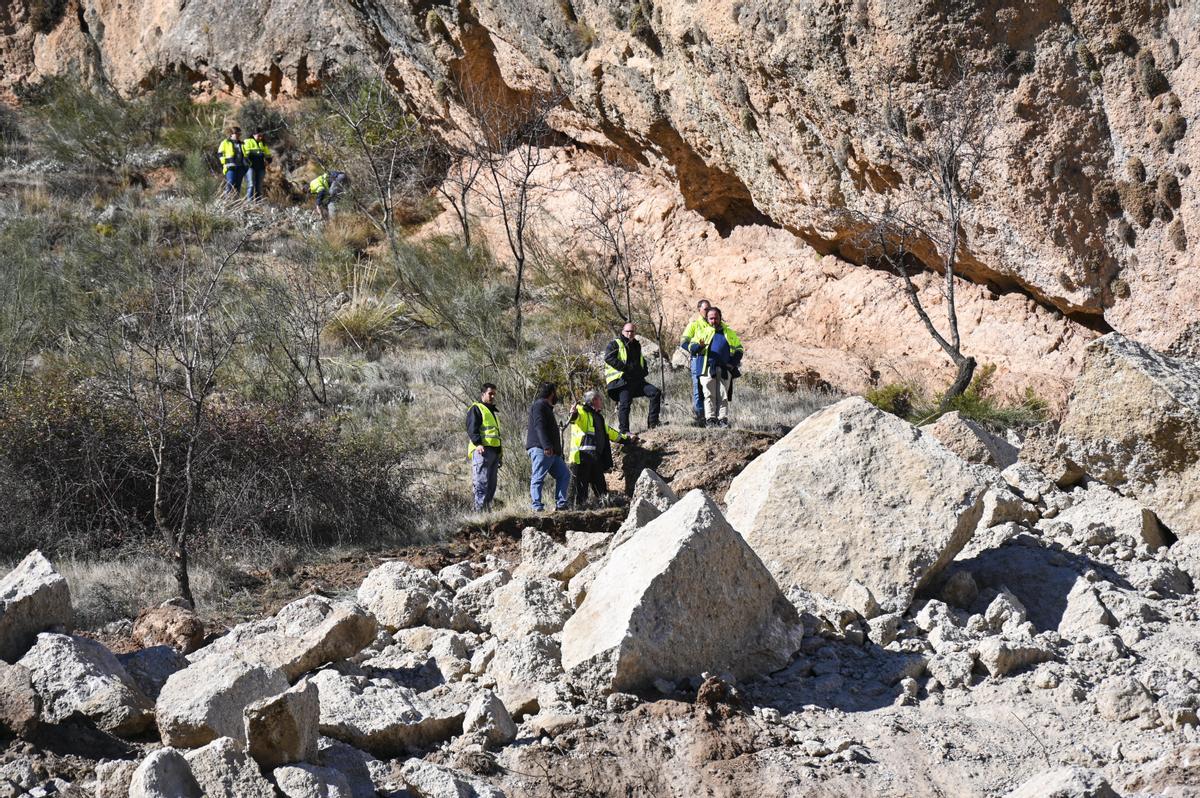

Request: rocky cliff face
left=4, top=0, right=1195, bottom=395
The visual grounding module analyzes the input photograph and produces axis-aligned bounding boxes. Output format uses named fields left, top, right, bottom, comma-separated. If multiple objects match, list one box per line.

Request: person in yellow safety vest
left=465, top=383, right=502, bottom=511
left=567, top=389, right=635, bottom=508
left=242, top=131, right=273, bottom=202
left=689, top=305, right=744, bottom=428
left=604, top=321, right=662, bottom=435
left=310, top=170, right=349, bottom=221
left=217, top=127, right=247, bottom=197
left=678, top=298, right=713, bottom=425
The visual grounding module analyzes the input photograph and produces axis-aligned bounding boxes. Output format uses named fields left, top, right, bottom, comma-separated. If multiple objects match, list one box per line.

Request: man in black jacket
left=465, top=383, right=502, bottom=511
left=567, top=390, right=634, bottom=507
left=604, top=322, right=662, bottom=435
left=525, top=382, right=570, bottom=512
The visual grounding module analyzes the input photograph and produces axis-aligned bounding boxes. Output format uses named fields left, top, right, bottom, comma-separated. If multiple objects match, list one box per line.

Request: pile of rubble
left=1, top=332, right=1199, bottom=797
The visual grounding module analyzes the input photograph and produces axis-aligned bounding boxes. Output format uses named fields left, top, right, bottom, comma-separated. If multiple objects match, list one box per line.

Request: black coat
left=604, top=335, right=648, bottom=391
left=525, top=398, right=562, bottom=455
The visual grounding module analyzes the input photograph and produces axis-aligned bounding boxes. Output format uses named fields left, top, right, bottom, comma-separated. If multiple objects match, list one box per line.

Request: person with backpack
left=310, top=170, right=349, bottom=221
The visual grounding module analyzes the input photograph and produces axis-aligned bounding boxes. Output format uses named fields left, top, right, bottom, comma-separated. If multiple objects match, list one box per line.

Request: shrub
left=0, top=374, right=417, bottom=559
left=866, top=382, right=918, bottom=419
left=324, top=297, right=406, bottom=353
left=236, top=99, right=288, bottom=143
left=325, top=212, right=381, bottom=253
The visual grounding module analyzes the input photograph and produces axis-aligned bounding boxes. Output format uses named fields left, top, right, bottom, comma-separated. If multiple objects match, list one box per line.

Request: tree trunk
left=940, top=355, right=977, bottom=411
left=173, top=535, right=194, bottom=608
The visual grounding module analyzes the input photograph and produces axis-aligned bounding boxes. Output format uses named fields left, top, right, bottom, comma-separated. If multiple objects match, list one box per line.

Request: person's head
left=230, top=126, right=242, bottom=140
left=583, top=389, right=602, bottom=411
left=621, top=321, right=636, bottom=340
left=480, top=383, right=497, bottom=403
left=536, top=381, right=558, bottom=404
left=706, top=306, right=722, bottom=327
left=254, top=131, right=265, bottom=142
left=697, top=298, right=711, bottom=316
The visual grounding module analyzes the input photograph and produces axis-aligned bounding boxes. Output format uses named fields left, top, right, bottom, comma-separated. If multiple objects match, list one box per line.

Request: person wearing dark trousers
left=567, top=390, right=633, bottom=508
left=465, top=383, right=502, bottom=511
left=242, top=131, right=273, bottom=202
left=217, top=127, right=247, bottom=198
left=604, top=321, right=662, bottom=435
left=525, top=382, right=570, bottom=512
left=679, top=299, right=713, bottom=426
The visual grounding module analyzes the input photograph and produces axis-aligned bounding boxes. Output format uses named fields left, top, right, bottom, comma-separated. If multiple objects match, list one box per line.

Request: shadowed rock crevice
left=646, top=120, right=779, bottom=238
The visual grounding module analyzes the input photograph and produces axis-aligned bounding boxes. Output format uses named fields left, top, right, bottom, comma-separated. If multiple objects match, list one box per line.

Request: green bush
left=866, top=382, right=918, bottom=419
left=0, top=373, right=417, bottom=559
left=867, top=366, right=1048, bottom=430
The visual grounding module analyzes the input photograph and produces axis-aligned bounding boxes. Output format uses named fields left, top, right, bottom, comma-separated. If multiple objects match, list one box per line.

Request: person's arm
left=679, top=319, right=696, bottom=352
left=466, top=405, right=483, bottom=447
left=605, top=424, right=627, bottom=443
left=536, top=403, right=557, bottom=454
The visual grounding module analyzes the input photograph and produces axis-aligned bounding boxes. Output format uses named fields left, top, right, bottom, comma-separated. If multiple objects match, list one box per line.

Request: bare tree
left=843, top=67, right=1005, bottom=408
left=301, top=68, right=431, bottom=253
left=98, top=233, right=247, bottom=605
left=434, top=147, right=485, bottom=251
left=572, top=153, right=643, bottom=320
left=462, top=85, right=562, bottom=349
left=251, top=256, right=336, bottom=407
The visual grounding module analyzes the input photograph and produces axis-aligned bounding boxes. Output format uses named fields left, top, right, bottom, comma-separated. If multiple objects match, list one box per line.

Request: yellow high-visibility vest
left=467, top=402, right=501, bottom=458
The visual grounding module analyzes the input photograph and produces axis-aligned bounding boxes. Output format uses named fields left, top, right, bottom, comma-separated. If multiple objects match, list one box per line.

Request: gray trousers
left=471, top=447, right=500, bottom=510
left=701, top=371, right=733, bottom=421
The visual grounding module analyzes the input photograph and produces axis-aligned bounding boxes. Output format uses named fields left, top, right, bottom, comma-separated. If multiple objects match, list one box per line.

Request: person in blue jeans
left=679, top=298, right=712, bottom=425
left=525, top=382, right=570, bottom=511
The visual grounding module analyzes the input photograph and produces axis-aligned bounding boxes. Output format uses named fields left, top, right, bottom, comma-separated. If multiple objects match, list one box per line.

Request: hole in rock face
left=646, top=120, right=778, bottom=237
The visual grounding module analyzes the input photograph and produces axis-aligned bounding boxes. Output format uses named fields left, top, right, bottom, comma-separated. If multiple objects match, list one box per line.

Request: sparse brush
left=324, top=297, right=407, bottom=353
left=325, top=213, right=382, bottom=253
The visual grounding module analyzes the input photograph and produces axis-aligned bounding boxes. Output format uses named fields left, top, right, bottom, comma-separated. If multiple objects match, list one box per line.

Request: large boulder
left=0, top=551, right=72, bottom=663
left=725, top=396, right=991, bottom=610
left=128, top=748, right=203, bottom=798
left=357, top=561, right=440, bottom=631
left=183, top=736, right=277, bottom=798
left=400, top=760, right=507, bottom=798
left=1003, top=766, right=1118, bottom=798
left=924, top=411, right=1019, bottom=469
left=244, top=681, right=319, bottom=768
left=132, top=603, right=205, bottom=654
left=0, top=661, right=39, bottom=738
left=189, top=596, right=377, bottom=682
left=18, top=633, right=153, bottom=736
left=487, top=633, right=564, bottom=718
left=562, top=490, right=802, bottom=694
left=274, top=764, right=354, bottom=798
left=1055, top=484, right=1168, bottom=550
left=309, top=670, right=465, bottom=757
left=1043, top=333, right=1200, bottom=537
left=156, top=654, right=289, bottom=748
left=485, top=577, right=573, bottom=640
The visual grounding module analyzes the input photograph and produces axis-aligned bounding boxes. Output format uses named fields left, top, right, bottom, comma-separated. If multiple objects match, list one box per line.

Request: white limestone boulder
left=725, top=396, right=991, bottom=611
left=183, top=736, right=277, bottom=798
left=0, top=551, right=72, bottom=663
left=156, top=653, right=289, bottom=748
left=188, top=595, right=376, bottom=682
left=309, top=669, right=465, bottom=757
left=18, top=632, right=153, bottom=736
left=562, top=490, right=802, bottom=694
left=1040, top=333, right=1200, bottom=537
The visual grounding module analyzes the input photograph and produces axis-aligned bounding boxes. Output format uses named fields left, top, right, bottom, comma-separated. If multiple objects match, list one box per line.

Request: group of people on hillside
left=465, top=299, right=744, bottom=512
left=217, top=127, right=348, bottom=219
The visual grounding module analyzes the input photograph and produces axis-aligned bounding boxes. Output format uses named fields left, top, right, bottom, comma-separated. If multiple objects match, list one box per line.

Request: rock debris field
left=3, top=332, right=1200, bottom=797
